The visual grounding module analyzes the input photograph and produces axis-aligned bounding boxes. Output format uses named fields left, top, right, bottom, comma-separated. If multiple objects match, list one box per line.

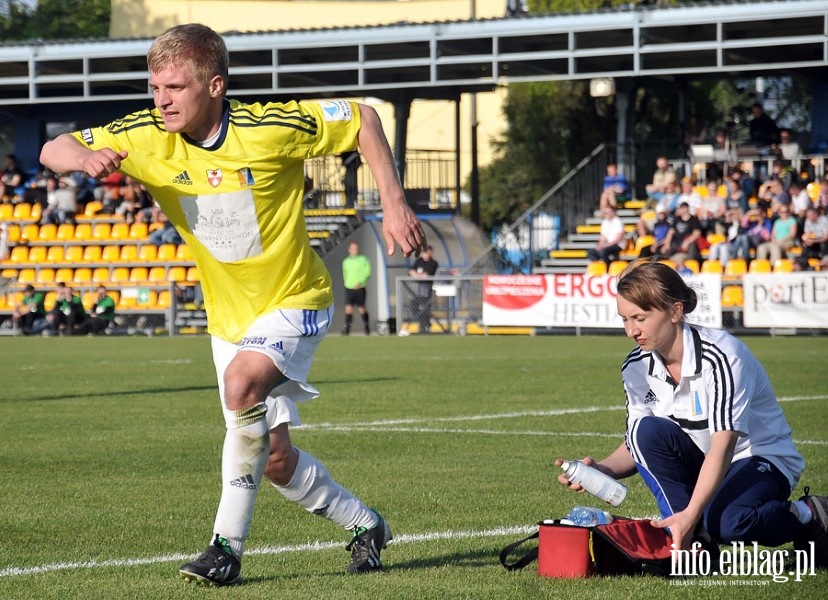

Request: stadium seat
left=37, top=223, right=57, bottom=241
left=4, top=224, right=20, bottom=243
left=81, top=291, right=96, bottom=311
left=56, top=223, right=75, bottom=241
left=748, top=258, right=772, bottom=273
left=20, top=224, right=39, bottom=242
left=17, top=268, right=36, bottom=283
left=706, top=233, right=727, bottom=247
left=27, top=246, right=47, bottom=264
left=9, top=245, right=29, bottom=264
left=110, top=222, right=130, bottom=241
left=141, top=290, right=158, bottom=307
left=118, top=294, right=138, bottom=309
left=157, top=243, right=177, bottom=261
left=608, top=260, right=628, bottom=276
left=186, top=266, right=200, bottom=283
left=65, top=246, right=84, bottom=263
left=148, top=266, right=167, bottom=282
left=83, top=245, right=103, bottom=263
left=168, top=266, right=187, bottom=282
left=138, top=244, right=158, bottom=261
left=31, top=204, right=42, bottom=221
left=1, top=267, right=17, bottom=279
left=156, top=290, right=171, bottom=309
left=721, top=285, right=744, bottom=308
left=73, top=267, right=92, bottom=284
left=92, top=267, right=111, bottom=284
left=55, top=267, right=74, bottom=283
left=586, top=261, right=607, bottom=276
left=74, top=223, right=92, bottom=240
left=36, top=267, right=55, bottom=284
left=92, top=223, right=111, bottom=240
left=120, top=245, right=138, bottom=262
left=110, top=267, right=130, bottom=284
left=774, top=259, right=794, bottom=272
left=0, top=203, right=12, bottom=220
left=658, top=259, right=675, bottom=270
left=83, top=201, right=103, bottom=218
left=176, top=244, right=193, bottom=261
left=43, top=290, right=58, bottom=311
left=724, top=258, right=747, bottom=277
left=12, top=203, right=31, bottom=220
left=101, top=245, right=121, bottom=262
left=700, top=259, right=722, bottom=274
left=129, top=267, right=149, bottom=284
left=684, top=259, right=700, bottom=274
left=129, top=222, right=149, bottom=239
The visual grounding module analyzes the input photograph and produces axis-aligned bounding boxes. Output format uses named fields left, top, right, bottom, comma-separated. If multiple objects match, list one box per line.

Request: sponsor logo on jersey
left=241, top=336, right=267, bottom=347
left=644, top=388, right=659, bottom=404
left=319, top=100, right=352, bottom=122
left=207, top=168, right=223, bottom=187
left=172, top=170, right=193, bottom=185
left=237, top=167, right=255, bottom=188
left=80, top=128, right=94, bottom=144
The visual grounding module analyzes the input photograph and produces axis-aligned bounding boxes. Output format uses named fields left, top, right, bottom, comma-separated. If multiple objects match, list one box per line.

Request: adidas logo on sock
left=172, top=170, right=193, bottom=185
left=230, top=474, right=257, bottom=489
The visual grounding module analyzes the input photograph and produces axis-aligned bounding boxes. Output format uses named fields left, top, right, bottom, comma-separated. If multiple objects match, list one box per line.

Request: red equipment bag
left=500, top=517, right=673, bottom=578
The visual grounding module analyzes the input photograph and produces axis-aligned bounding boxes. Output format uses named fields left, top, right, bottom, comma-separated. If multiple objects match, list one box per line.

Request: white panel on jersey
left=179, top=190, right=263, bottom=262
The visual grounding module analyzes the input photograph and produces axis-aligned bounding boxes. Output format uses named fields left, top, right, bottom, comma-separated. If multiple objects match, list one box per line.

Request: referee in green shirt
left=341, top=241, right=372, bottom=335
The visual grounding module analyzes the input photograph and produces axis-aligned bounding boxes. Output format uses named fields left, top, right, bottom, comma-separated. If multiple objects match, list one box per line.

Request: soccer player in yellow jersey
left=41, top=23, right=426, bottom=587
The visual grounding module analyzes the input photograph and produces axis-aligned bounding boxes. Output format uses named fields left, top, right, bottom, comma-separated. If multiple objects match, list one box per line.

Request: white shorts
left=211, top=307, right=331, bottom=430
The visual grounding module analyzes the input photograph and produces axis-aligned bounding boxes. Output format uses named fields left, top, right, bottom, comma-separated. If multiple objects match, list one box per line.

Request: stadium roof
left=0, top=0, right=826, bottom=108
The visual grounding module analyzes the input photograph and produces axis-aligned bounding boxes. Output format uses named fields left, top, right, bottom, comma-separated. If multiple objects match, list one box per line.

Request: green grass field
left=1, top=334, right=826, bottom=599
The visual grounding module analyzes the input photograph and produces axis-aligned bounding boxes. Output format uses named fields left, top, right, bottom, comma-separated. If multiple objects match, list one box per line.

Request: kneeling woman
left=556, top=259, right=826, bottom=563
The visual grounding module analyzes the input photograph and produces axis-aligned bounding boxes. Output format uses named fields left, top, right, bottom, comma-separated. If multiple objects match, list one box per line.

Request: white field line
left=0, top=525, right=536, bottom=579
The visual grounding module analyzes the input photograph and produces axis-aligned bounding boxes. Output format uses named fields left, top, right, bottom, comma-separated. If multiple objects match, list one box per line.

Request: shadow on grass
left=6, top=385, right=218, bottom=403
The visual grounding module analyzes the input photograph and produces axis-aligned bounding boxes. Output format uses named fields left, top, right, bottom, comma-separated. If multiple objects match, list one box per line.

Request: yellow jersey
left=73, top=99, right=361, bottom=342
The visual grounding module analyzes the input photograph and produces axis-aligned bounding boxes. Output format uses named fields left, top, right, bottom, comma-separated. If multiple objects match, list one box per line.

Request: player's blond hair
left=147, top=23, right=229, bottom=92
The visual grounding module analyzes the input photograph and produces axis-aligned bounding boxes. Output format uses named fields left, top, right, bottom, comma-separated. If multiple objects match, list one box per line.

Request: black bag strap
left=499, top=530, right=539, bottom=571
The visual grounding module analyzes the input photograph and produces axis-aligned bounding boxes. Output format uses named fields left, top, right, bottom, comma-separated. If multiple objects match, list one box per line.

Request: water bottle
left=565, top=506, right=613, bottom=527
left=560, top=459, right=627, bottom=507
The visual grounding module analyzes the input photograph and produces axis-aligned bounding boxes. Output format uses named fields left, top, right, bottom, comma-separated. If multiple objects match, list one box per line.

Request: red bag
left=500, top=517, right=673, bottom=578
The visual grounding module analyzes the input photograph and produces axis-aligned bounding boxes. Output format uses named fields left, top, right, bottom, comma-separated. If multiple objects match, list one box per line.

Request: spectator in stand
left=645, top=156, right=677, bottom=206
left=117, top=177, right=154, bottom=224
left=44, top=282, right=88, bottom=336
left=707, top=129, right=736, bottom=184
left=699, top=181, right=726, bottom=236
left=748, top=102, right=781, bottom=155
left=0, top=221, right=10, bottom=262
left=671, top=252, right=694, bottom=276
left=724, top=175, right=747, bottom=215
left=598, top=163, right=630, bottom=211
left=638, top=207, right=672, bottom=258
left=729, top=208, right=772, bottom=264
left=676, top=177, right=703, bottom=216
left=816, top=178, right=828, bottom=213
left=789, top=181, right=813, bottom=226
left=757, top=179, right=789, bottom=214
left=587, top=206, right=626, bottom=264
left=94, top=171, right=126, bottom=215
left=40, top=176, right=78, bottom=225
left=774, top=128, right=801, bottom=160
left=636, top=181, right=678, bottom=244
left=21, top=168, right=54, bottom=207
left=0, top=153, right=26, bottom=203
left=12, top=284, right=47, bottom=335
left=663, top=202, right=702, bottom=263
left=409, top=245, right=439, bottom=334
left=709, top=189, right=747, bottom=266
left=799, top=207, right=828, bottom=264
left=756, top=205, right=798, bottom=265
left=85, top=285, right=117, bottom=335
left=149, top=211, right=183, bottom=246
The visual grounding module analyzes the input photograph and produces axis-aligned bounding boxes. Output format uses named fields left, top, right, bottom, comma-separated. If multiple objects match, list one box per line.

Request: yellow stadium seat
left=157, top=244, right=177, bottom=261
left=0, top=203, right=12, bottom=220
left=186, top=266, right=200, bottom=283
left=12, top=203, right=31, bottom=220
left=608, top=260, right=628, bottom=276
left=83, top=201, right=103, bottom=217
left=806, top=182, right=820, bottom=202
left=43, top=290, right=58, bottom=312
left=774, top=259, right=794, bottom=272
left=56, top=223, right=75, bottom=241
left=706, top=233, right=727, bottom=247
left=92, top=267, right=111, bottom=284
left=37, top=223, right=57, bottom=241
left=30, top=204, right=42, bottom=221
left=701, top=259, right=723, bottom=274
left=118, top=294, right=138, bottom=309
left=658, top=259, right=675, bottom=270
left=92, top=223, right=111, bottom=240
left=27, top=246, right=47, bottom=264
left=635, top=235, right=655, bottom=255
left=156, top=290, right=171, bottom=309
left=17, top=268, right=36, bottom=283
left=9, top=245, right=29, bottom=264
left=176, top=244, right=193, bottom=261
left=138, top=244, right=158, bottom=261
left=73, top=223, right=92, bottom=240
left=140, top=290, right=158, bottom=307
left=111, top=267, right=131, bottom=284
left=120, top=245, right=138, bottom=262
left=586, top=261, right=607, bottom=276
left=721, top=286, right=744, bottom=308
left=1, top=267, right=17, bottom=279
left=110, top=222, right=130, bottom=240
left=748, top=258, right=772, bottom=273
left=129, top=267, right=148, bottom=284
left=65, top=246, right=84, bottom=263
left=102, top=245, right=121, bottom=262
left=20, top=223, right=39, bottom=241
left=73, top=267, right=92, bottom=284
left=148, top=266, right=167, bottom=282
left=55, top=267, right=74, bottom=283
left=81, top=291, right=96, bottom=311
left=83, top=245, right=103, bottom=263
left=36, top=267, right=55, bottom=284
left=129, top=222, right=149, bottom=239
left=684, top=259, right=700, bottom=274
left=4, top=224, right=20, bottom=243
left=724, top=258, right=747, bottom=276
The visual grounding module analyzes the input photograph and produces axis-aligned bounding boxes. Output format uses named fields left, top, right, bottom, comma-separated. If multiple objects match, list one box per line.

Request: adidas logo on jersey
left=172, top=170, right=193, bottom=185
left=644, top=388, right=659, bottom=404
left=230, top=474, right=256, bottom=489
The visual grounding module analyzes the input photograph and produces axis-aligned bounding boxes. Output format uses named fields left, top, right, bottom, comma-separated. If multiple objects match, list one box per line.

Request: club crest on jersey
left=237, top=167, right=255, bottom=188
left=319, top=100, right=352, bottom=122
left=207, top=169, right=223, bottom=187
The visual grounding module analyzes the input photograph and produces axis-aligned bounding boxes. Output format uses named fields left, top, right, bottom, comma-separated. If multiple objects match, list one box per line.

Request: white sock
left=273, top=447, right=378, bottom=531
left=213, top=403, right=270, bottom=557
left=790, top=500, right=813, bottom=524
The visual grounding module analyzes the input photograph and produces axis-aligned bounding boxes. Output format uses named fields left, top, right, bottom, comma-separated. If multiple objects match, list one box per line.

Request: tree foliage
left=0, top=0, right=110, bottom=41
